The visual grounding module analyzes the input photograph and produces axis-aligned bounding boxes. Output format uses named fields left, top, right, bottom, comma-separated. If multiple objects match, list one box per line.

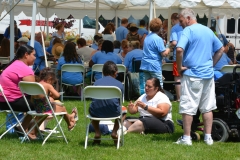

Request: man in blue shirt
left=138, top=20, right=148, bottom=48
left=115, top=18, right=128, bottom=42
left=175, top=8, right=224, bottom=146
left=28, top=32, right=46, bottom=74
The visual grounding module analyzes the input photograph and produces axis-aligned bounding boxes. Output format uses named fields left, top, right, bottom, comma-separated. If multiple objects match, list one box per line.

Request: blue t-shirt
left=46, top=45, right=53, bottom=55
left=138, top=27, right=148, bottom=36
left=89, top=76, right=123, bottom=118
left=113, top=48, right=121, bottom=54
left=91, top=43, right=98, bottom=50
left=115, top=26, right=128, bottom=42
left=177, top=23, right=223, bottom=79
left=170, top=23, right=183, bottom=61
left=4, top=28, right=22, bottom=39
left=28, top=40, right=46, bottom=71
left=124, top=49, right=143, bottom=72
left=91, top=51, right=122, bottom=80
left=57, top=57, right=83, bottom=85
left=140, top=32, right=166, bottom=72
left=214, top=53, right=231, bottom=71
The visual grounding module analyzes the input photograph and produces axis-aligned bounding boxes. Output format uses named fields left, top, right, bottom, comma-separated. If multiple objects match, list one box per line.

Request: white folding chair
left=0, top=84, right=27, bottom=139
left=116, top=64, right=126, bottom=103
left=91, top=64, right=104, bottom=84
left=83, top=86, right=124, bottom=149
left=19, top=81, right=68, bottom=145
left=220, top=65, right=238, bottom=73
left=60, top=64, right=85, bottom=101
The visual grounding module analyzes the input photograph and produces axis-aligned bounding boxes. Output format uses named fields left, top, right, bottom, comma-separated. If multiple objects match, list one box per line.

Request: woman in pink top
left=0, top=45, right=38, bottom=139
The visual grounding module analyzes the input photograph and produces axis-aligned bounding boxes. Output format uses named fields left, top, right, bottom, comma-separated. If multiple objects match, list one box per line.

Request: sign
left=19, top=19, right=53, bottom=26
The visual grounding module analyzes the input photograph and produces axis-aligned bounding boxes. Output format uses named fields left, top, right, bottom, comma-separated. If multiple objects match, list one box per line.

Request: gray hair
left=180, top=8, right=196, bottom=20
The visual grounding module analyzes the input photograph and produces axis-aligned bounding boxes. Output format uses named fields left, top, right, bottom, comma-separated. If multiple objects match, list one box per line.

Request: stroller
left=178, top=66, right=240, bottom=142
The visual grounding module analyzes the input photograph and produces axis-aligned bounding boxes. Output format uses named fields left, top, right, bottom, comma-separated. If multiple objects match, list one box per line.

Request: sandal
left=68, top=122, right=76, bottom=131
left=72, top=107, right=78, bottom=121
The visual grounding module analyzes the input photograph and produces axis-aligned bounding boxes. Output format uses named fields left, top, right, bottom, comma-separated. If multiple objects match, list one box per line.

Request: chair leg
left=85, top=121, right=90, bottom=149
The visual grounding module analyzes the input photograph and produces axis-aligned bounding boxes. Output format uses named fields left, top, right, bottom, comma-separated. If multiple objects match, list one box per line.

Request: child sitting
left=33, top=67, right=78, bottom=131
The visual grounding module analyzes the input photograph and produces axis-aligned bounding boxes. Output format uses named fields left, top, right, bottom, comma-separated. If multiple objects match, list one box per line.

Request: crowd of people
left=0, top=7, right=239, bottom=146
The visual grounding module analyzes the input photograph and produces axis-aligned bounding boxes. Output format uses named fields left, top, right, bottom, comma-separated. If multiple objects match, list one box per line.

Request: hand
left=128, top=101, right=134, bottom=109
left=136, top=101, right=146, bottom=109
left=177, top=66, right=188, bottom=76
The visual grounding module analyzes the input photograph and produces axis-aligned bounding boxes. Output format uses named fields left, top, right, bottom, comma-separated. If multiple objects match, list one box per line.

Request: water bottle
left=6, top=113, right=24, bottom=133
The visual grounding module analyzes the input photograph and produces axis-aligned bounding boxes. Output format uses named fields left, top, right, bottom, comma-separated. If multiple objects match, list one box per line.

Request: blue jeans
left=143, top=70, right=163, bottom=88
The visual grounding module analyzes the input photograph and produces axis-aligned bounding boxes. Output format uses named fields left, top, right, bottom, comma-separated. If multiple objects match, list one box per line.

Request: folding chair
left=19, top=81, right=68, bottom=145
left=220, top=65, right=238, bottom=73
left=90, top=64, right=104, bottom=84
left=116, top=64, right=126, bottom=103
left=0, top=84, right=27, bottom=139
left=60, top=64, right=85, bottom=101
left=83, top=86, right=124, bottom=149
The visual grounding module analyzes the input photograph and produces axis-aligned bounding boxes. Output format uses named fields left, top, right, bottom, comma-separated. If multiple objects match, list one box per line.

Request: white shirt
left=137, top=91, right=172, bottom=122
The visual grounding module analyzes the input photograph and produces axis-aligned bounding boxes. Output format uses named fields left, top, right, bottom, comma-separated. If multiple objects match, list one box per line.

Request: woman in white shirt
left=124, top=77, right=174, bottom=134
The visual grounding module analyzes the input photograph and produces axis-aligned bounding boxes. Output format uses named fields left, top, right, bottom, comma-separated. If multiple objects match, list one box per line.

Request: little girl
left=33, top=67, right=77, bottom=131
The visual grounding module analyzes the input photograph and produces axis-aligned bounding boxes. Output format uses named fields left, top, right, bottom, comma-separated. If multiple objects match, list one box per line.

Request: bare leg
left=91, top=120, right=101, bottom=144
left=111, top=119, right=119, bottom=145
left=182, top=113, right=193, bottom=136
left=54, top=105, right=76, bottom=129
left=174, top=76, right=181, bottom=101
left=123, top=120, right=132, bottom=129
left=127, top=120, right=144, bottom=133
left=202, top=111, right=213, bottom=134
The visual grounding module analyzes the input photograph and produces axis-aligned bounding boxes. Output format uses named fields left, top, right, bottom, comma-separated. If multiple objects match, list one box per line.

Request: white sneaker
left=204, top=137, right=213, bottom=145
left=175, top=137, right=192, bottom=146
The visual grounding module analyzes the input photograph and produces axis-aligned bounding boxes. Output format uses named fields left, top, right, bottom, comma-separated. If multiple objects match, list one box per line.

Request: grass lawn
left=0, top=100, right=240, bottom=160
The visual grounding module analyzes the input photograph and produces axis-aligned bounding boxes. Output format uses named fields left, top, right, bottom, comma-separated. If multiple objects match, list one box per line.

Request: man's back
left=115, top=26, right=128, bottom=42
left=177, top=23, right=222, bottom=78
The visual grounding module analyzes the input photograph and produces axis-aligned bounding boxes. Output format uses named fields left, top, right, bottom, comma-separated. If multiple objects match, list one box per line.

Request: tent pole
left=95, top=0, right=99, bottom=34
left=115, top=10, right=118, bottom=28
left=30, top=0, right=37, bottom=47
left=149, top=0, right=153, bottom=32
left=10, top=0, right=14, bottom=60
left=46, top=8, right=49, bottom=37
left=79, top=19, right=82, bottom=36
left=167, top=7, right=172, bottom=44
left=207, top=7, right=212, bottom=27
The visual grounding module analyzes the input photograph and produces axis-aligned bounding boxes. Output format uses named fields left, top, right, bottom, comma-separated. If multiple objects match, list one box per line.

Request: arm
left=47, top=84, right=60, bottom=99
left=22, top=75, right=35, bottom=82
left=161, top=48, right=170, bottom=57
left=140, top=34, right=146, bottom=48
left=213, top=47, right=224, bottom=66
left=170, top=40, right=177, bottom=49
left=89, top=59, right=94, bottom=67
left=176, top=47, right=188, bottom=75
left=136, top=101, right=170, bottom=119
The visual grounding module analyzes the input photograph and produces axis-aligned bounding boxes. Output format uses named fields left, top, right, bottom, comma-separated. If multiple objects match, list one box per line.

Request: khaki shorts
left=179, top=75, right=217, bottom=115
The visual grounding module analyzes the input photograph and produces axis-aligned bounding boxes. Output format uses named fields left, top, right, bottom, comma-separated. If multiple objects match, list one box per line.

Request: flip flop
left=72, top=107, right=78, bottom=121
left=68, top=122, right=76, bottom=131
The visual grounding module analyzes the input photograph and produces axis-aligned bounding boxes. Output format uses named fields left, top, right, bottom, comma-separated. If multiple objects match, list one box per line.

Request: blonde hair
left=129, top=41, right=140, bottom=49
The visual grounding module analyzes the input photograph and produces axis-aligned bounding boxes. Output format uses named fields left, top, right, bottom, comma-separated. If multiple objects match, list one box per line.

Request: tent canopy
left=1, top=0, right=240, bottom=20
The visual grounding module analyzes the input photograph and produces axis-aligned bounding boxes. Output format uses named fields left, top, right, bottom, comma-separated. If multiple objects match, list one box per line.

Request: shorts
left=139, top=116, right=174, bottom=134
left=173, top=61, right=180, bottom=77
left=0, top=97, right=35, bottom=112
left=179, top=75, right=217, bottom=115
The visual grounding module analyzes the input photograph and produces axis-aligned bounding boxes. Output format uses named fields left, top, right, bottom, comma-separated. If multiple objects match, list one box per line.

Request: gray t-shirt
left=77, top=46, right=95, bottom=63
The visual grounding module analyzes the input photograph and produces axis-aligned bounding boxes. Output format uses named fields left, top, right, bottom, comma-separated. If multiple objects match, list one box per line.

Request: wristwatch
left=144, top=105, right=148, bottom=110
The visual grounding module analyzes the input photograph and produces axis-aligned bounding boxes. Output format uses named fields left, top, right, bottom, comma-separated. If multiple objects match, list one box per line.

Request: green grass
left=0, top=100, right=240, bottom=160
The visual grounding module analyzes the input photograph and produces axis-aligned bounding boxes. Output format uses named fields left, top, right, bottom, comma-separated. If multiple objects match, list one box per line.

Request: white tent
left=2, top=0, right=240, bottom=60
left=1, top=0, right=240, bottom=19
